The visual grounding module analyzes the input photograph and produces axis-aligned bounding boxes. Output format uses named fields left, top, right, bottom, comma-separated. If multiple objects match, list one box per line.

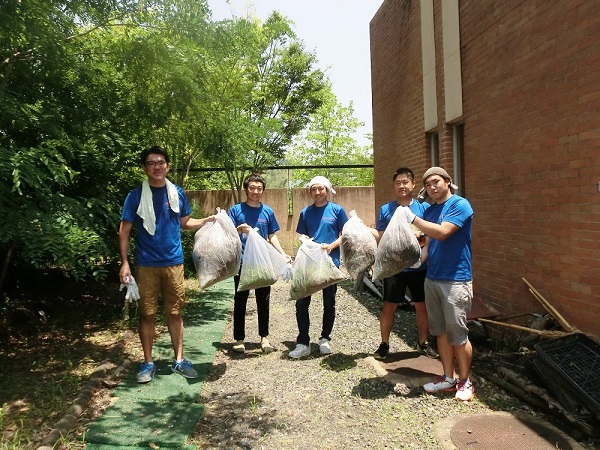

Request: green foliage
left=199, top=13, right=329, bottom=201
left=0, top=0, right=333, bottom=288
left=287, top=91, right=374, bottom=187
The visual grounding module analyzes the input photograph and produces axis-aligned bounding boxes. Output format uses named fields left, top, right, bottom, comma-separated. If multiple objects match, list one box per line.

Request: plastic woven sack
left=340, top=210, right=377, bottom=280
left=193, top=208, right=241, bottom=291
left=372, top=207, right=421, bottom=281
left=289, top=236, right=346, bottom=300
left=238, top=228, right=293, bottom=291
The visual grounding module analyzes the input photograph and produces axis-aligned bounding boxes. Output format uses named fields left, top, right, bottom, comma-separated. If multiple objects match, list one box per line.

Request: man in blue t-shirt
left=119, top=145, right=215, bottom=384
left=228, top=173, right=289, bottom=354
left=401, top=167, right=474, bottom=401
left=370, top=167, right=438, bottom=361
left=289, top=176, right=348, bottom=359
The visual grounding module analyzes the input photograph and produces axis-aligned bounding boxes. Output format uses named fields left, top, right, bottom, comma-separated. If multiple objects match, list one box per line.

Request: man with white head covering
left=289, top=176, right=348, bottom=358
left=401, top=167, right=474, bottom=401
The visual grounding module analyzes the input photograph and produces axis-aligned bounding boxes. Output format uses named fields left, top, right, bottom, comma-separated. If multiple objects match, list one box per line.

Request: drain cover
left=448, top=412, right=582, bottom=450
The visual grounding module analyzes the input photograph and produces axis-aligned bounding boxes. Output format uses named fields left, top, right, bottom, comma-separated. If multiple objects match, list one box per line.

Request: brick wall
left=370, top=0, right=600, bottom=334
left=370, top=0, right=430, bottom=214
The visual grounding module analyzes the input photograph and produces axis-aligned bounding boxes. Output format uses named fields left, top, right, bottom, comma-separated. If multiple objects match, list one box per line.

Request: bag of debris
left=238, top=228, right=293, bottom=291
left=193, top=208, right=241, bottom=291
left=290, top=236, right=346, bottom=300
left=372, top=207, right=421, bottom=281
left=340, top=210, right=377, bottom=280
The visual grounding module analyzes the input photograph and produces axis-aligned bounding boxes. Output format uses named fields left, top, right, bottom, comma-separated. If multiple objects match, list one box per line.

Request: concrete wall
left=186, top=187, right=376, bottom=255
left=370, top=0, right=600, bottom=334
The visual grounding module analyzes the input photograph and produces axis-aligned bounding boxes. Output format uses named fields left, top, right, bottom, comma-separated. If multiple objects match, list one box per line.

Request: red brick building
left=370, top=0, right=600, bottom=334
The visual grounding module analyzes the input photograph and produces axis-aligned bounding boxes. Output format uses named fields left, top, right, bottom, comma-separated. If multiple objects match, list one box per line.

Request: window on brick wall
left=453, top=123, right=464, bottom=196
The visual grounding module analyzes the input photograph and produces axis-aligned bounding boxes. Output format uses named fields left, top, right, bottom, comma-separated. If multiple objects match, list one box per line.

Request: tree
left=286, top=90, right=373, bottom=188
left=198, top=13, right=329, bottom=202
left=0, top=1, right=331, bottom=288
left=0, top=0, right=146, bottom=289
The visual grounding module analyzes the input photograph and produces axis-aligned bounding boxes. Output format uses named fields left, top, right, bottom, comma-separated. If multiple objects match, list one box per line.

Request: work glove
left=401, top=206, right=416, bottom=224
left=281, top=263, right=294, bottom=282
left=120, top=275, right=140, bottom=304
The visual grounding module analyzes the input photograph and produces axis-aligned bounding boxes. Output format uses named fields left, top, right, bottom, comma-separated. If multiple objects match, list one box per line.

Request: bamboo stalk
left=477, top=317, right=571, bottom=338
left=522, top=278, right=575, bottom=332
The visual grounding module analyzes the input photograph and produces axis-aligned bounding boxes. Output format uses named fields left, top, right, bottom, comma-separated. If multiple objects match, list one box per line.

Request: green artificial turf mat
left=84, top=279, right=233, bottom=448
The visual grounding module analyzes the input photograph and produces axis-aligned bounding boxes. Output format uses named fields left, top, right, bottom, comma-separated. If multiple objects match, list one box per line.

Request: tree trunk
left=0, top=243, right=16, bottom=293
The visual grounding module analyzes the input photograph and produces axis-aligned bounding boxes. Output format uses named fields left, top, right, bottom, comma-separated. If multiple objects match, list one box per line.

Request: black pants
left=233, top=275, right=270, bottom=341
left=295, top=284, right=337, bottom=346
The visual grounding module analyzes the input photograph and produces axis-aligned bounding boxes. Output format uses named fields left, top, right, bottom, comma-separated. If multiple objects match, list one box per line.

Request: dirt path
left=189, top=279, right=530, bottom=449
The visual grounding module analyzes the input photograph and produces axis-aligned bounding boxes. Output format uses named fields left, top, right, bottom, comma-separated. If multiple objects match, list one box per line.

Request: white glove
left=281, top=263, right=294, bottom=282
left=401, top=206, right=416, bottom=224
left=120, top=275, right=140, bottom=304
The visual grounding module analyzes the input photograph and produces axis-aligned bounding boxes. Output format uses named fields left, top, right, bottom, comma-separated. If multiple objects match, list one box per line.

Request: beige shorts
left=135, top=265, right=186, bottom=316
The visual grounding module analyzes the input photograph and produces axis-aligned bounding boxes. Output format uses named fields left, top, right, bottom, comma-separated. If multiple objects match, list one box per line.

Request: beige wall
left=186, top=187, right=375, bottom=255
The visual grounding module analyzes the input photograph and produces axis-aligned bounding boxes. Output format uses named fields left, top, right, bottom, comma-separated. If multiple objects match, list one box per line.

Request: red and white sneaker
left=455, top=379, right=474, bottom=401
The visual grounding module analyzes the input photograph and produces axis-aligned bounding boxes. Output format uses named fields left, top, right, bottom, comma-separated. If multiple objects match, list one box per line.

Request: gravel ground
left=189, top=279, right=534, bottom=449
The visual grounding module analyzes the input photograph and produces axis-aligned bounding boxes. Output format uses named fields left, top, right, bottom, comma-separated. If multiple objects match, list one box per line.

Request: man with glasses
left=119, top=145, right=215, bottom=383
left=228, top=173, right=289, bottom=354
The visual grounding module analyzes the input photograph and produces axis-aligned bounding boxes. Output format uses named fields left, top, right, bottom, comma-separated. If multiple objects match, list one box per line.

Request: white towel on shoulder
left=136, top=179, right=180, bottom=236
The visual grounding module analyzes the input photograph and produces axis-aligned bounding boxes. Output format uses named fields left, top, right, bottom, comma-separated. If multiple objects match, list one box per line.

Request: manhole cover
left=448, top=412, right=582, bottom=450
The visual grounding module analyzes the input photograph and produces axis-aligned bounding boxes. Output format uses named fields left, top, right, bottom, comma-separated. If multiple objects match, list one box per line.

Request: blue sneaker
left=136, top=362, right=156, bottom=384
left=171, top=359, right=198, bottom=379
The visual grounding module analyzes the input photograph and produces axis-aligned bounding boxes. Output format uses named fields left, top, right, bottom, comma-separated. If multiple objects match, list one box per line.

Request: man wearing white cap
left=401, top=167, right=474, bottom=401
left=289, top=176, right=348, bottom=358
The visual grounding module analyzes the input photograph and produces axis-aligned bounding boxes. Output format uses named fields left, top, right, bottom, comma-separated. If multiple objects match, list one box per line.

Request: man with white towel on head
left=289, top=176, right=348, bottom=359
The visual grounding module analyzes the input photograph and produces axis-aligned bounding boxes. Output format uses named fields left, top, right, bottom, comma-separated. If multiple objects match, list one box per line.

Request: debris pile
left=471, top=278, right=600, bottom=441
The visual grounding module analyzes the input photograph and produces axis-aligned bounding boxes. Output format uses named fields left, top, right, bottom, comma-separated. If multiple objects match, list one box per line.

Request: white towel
left=136, top=179, right=180, bottom=236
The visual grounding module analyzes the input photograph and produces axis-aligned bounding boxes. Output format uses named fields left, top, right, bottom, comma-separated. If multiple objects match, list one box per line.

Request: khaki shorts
left=424, top=278, right=473, bottom=346
left=135, top=265, right=186, bottom=316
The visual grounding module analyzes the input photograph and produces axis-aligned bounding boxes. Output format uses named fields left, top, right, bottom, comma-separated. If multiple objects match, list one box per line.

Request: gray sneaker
left=289, top=343, right=310, bottom=359
left=171, top=359, right=198, bottom=379
left=423, top=375, right=457, bottom=393
left=136, top=362, right=156, bottom=383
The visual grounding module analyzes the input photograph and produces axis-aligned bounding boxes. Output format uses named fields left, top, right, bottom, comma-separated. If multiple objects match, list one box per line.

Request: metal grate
left=535, top=333, right=600, bottom=419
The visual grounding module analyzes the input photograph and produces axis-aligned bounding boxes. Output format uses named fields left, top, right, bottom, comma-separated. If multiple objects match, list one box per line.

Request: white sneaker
left=318, top=338, right=332, bottom=355
left=455, top=379, right=474, bottom=401
left=423, top=375, right=457, bottom=393
left=261, top=337, right=274, bottom=354
left=289, top=343, right=310, bottom=359
left=232, top=340, right=245, bottom=353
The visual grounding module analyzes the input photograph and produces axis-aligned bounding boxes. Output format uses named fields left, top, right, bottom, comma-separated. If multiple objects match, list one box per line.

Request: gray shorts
left=424, top=278, right=473, bottom=345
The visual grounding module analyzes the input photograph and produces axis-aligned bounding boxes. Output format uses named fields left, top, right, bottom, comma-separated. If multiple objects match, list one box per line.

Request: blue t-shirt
left=376, top=199, right=430, bottom=272
left=296, top=201, right=348, bottom=267
left=423, top=194, right=473, bottom=281
left=228, top=202, right=280, bottom=262
left=120, top=183, right=193, bottom=267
